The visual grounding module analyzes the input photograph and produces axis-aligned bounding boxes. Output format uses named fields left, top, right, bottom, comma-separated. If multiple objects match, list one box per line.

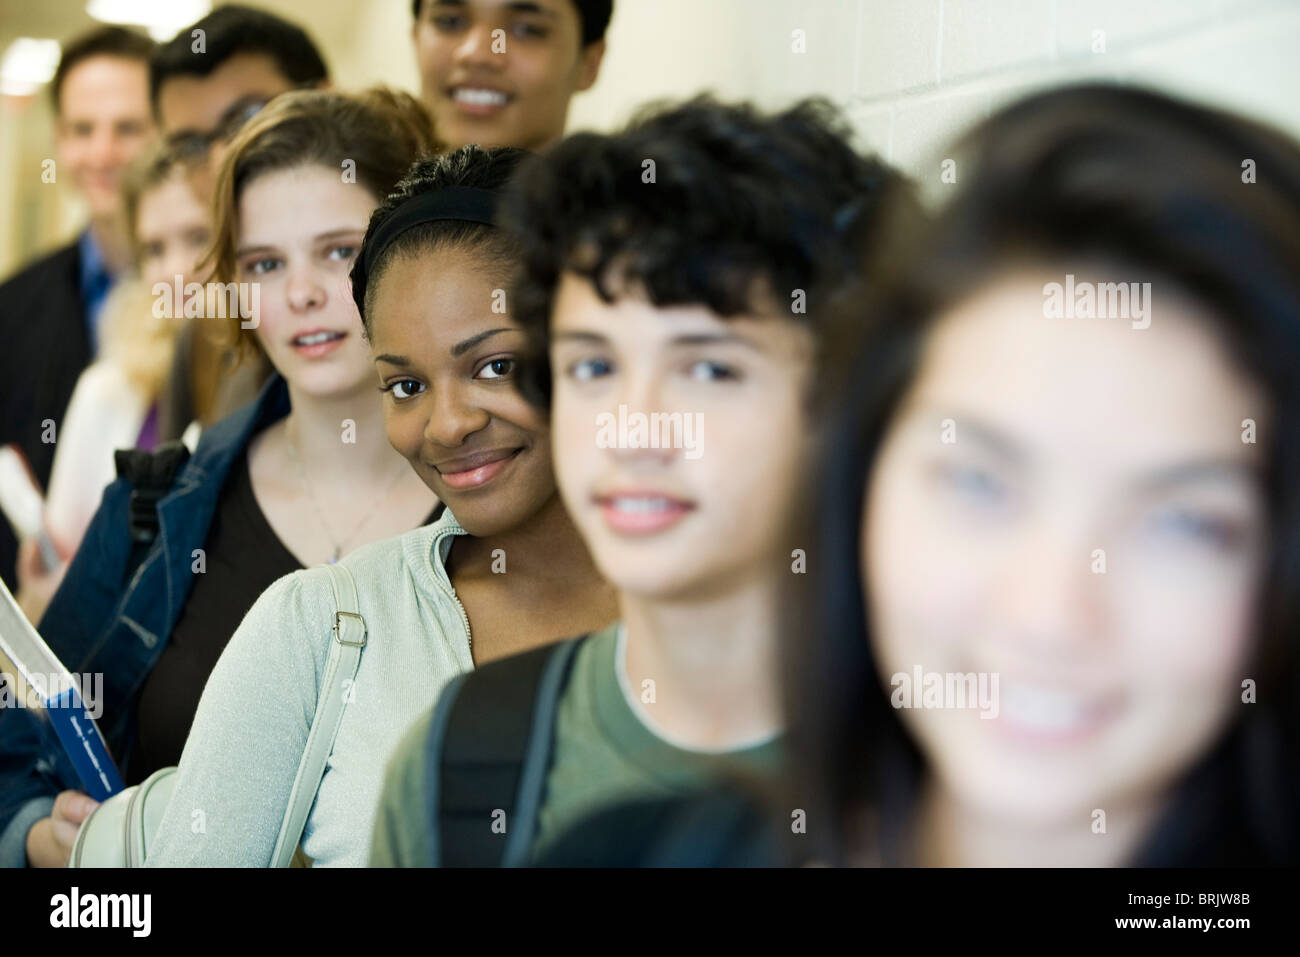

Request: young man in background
left=412, top=0, right=610, bottom=151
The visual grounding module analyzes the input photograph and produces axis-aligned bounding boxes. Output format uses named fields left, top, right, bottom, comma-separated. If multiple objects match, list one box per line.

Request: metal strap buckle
left=333, top=611, right=368, bottom=647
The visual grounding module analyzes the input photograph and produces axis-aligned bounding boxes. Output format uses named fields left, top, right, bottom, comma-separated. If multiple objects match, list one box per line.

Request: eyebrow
left=912, top=406, right=1260, bottom=488
left=1130, top=459, right=1260, bottom=493
left=552, top=329, right=762, bottom=350
left=235, top=228, right=365, bottom=258
left=375, top=328, right=517, bottom=365
left=435, top=0, right=556, bottom=16
left=504, top=1, right=556, bottom=15
left=944, top=415, right=1028, bottom=465
left=452, top=327, right=514, bottom=357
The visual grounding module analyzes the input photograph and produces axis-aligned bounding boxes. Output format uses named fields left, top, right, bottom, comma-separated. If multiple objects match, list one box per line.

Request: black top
left=0, top=240, right=91, bottom=589
left=127, top=448, right=302, bottom=783
left=125, top=450, right=444, bottom=784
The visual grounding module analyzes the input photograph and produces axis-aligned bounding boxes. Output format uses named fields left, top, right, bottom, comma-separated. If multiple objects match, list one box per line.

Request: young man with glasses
left=148, top=4, right=332, bottom=439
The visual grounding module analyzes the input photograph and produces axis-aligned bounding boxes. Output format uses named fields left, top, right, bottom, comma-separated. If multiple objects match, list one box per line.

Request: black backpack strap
left=427, top=637, right=583, bottom=867
left=113, top=440, right=191, bottom=575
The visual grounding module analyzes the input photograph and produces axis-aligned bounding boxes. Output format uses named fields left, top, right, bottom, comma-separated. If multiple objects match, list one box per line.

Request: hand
left=15, top=537, right=67, bottom=624
left=25, top=790, right=99, bottom=867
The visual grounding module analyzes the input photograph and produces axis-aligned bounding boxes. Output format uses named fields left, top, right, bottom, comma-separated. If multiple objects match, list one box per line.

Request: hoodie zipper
left=430, top=525, right=473, bottom=658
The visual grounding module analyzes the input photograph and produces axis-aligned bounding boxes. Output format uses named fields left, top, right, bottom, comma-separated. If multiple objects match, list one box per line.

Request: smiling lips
left=594, top=492, right=696, bottom=536
left=449, top=86, right=511, bottom=116
left=291, top=329, right=346, bottom=358
left=435, top=447, right=522, bottom=490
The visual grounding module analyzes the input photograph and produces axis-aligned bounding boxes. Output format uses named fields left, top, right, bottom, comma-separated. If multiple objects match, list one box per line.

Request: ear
left=574, top=39, right=606, bottom=93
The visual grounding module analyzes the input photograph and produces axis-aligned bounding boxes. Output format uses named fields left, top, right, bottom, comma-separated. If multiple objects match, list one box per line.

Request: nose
left=160, top=248, right=192, bottom=286
left=284, top=264, right=326, bottom=312
left=88, top=124, right=117, bottom=169
left=453, top=22, right=503, bottom=69
left=423, top=379, right=492, bottom=449
left=992, top=514, right=1105, bottom=661
left=602, top=368, right=678, bottom=467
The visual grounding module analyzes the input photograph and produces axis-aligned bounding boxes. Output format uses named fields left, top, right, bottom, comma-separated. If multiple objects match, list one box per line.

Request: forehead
left=551, top=271, right=815, bottom=355
left=238, top=165, right=375, bottom=235
left=137, top=174, right=203, bottom=219
left=906, top=270, right=1265, bottom=464
left=157, top=53, right=292, bottom=136
left=369, top=244, right=515, bottom=345
left=429, top=0, right=576, bottom=18
left=553, top=269, right=774, bottom=328
left=59, top=55, right=149, bottom=114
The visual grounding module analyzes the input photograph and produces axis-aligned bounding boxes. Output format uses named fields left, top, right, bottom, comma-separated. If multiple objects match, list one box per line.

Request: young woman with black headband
left=144, top=145, right=617, bottom=867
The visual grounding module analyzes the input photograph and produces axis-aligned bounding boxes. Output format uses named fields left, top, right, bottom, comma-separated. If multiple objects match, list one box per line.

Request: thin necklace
left=285, top=423, right=409, bottom=563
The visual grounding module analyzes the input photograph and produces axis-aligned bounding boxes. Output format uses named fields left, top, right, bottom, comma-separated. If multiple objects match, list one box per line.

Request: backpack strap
left=269, top=561, right=367, bottom=867
left=113, top=440, right=191, bottom=578
left=427, top=637, right=583, bottom=867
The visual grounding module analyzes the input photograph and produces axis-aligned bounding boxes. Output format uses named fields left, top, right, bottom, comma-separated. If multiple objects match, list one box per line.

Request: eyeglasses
left=165, top=95, right=273, bottom=164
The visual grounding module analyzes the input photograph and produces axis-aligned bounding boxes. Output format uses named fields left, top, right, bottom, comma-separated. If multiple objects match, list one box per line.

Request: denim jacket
left=0, top=374, right=290, bottom=866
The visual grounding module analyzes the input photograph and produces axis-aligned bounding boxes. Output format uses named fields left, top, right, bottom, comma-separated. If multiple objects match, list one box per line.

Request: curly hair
left=500, top=94, right=915, bottom=406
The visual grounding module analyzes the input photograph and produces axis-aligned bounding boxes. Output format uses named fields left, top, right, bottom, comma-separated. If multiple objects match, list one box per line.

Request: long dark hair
left=787, top=83, right=1300, bottom=866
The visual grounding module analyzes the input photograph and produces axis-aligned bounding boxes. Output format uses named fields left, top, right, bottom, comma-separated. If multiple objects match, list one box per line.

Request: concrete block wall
left=726, top=0, right=1300, bottom=188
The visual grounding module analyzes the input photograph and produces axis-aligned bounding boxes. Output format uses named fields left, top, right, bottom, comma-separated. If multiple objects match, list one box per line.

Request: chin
left=943, top=760, right=1101, bottom=826
left=439, top=493, right=523, bottom=538
left=599, top=556, right=719, bottom=602
left=292, top=367, right=372, bottom=399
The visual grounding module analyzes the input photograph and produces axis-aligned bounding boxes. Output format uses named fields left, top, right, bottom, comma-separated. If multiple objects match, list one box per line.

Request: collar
left=181, top=371, right=291, bottom=480
left=611, top=623, right=783, bottom=755
left=77, top=228, right=112, bottom=290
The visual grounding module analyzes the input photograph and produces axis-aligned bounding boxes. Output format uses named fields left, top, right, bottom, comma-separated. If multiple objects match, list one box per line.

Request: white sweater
left=146, top=506, right=472, bottom=867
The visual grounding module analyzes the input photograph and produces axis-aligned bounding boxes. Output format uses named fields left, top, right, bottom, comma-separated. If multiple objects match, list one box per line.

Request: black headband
left=355, top=185, right=499, bottom=294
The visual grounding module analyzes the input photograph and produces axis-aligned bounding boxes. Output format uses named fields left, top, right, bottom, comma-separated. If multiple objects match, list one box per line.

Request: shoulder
left=176, top=376, right=288, bottom=485
left=0, top=240, right=79, bottom=294
left=64, top=362, right=138, bottom=413
left=339, top=506, right=465, bottom=585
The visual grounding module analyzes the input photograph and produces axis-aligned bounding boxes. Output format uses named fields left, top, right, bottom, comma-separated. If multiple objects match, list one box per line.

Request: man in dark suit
left=0, top=27, right=156, bottom=592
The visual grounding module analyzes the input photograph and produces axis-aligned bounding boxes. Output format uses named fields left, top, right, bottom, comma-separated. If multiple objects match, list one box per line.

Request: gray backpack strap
left=270, top=562, right=367, bottom=867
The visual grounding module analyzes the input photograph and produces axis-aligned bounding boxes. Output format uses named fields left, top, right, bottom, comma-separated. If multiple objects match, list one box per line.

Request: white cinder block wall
left=571, top=0, right=1300, bottom=193
left=5, top=1, right=1297, bottom=273
left=765, top=0, right=1300, bottom=187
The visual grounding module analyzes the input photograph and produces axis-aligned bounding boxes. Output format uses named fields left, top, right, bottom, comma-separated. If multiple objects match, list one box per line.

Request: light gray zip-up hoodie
left=146, top=506, right=471, bottom=867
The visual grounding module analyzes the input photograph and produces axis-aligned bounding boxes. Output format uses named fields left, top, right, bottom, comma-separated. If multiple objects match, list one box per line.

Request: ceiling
left=0, top=0, right=361, bottom=57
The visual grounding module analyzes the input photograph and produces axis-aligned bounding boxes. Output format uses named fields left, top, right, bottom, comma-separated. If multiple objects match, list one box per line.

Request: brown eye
left=476, top=358, right=515, bottom=380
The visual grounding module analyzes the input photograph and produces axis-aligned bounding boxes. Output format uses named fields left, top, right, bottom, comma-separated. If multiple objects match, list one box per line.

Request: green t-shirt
left=370, top=623, right=783, bottom=866
left=531, top=623, right=782, bottom=861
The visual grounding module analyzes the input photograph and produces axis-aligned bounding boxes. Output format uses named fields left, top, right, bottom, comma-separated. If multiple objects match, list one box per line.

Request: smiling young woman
left=1, top=88, right=442, bottom=869
left=140, top=144, right=618, bottom=867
